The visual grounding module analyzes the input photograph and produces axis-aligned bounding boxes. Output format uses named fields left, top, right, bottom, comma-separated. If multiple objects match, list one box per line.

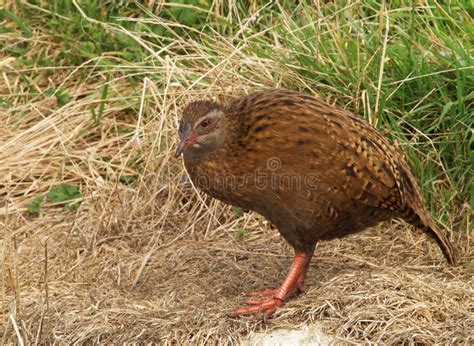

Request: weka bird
left=175, top=89, right=456, bottom=318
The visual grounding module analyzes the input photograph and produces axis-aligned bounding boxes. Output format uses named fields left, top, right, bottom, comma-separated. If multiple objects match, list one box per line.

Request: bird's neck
left=184, top=140, right=226, bottom=167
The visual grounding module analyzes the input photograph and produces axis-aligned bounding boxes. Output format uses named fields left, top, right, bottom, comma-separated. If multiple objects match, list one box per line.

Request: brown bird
left=176, top=89, right=456, bottom=319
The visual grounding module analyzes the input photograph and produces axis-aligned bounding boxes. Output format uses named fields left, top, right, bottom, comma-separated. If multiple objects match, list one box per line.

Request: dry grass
left=1, top=2, right=473, bottom=344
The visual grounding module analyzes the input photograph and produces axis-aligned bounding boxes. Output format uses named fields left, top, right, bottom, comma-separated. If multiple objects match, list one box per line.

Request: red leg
left=295, top=255, right=311, bottom=292
left=230, top=251, right=313, bottom=319
left=247, top=257, right=311, bottom=298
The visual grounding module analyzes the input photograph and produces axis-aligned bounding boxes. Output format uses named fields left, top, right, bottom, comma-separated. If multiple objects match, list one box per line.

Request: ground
left=1, top=194, right=472, bottom=343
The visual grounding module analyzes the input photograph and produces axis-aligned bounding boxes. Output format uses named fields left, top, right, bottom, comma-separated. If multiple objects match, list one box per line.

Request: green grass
left=1, top=0, right=472, bottom=229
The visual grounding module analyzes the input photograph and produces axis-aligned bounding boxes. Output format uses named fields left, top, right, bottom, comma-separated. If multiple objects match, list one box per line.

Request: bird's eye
left=200, top=119, right=211, bottom=128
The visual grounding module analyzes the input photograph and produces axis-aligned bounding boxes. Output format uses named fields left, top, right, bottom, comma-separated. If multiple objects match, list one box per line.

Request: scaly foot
left=230, top=297, right=283, bottom=319
left=229, top=251, right=313, bottom=319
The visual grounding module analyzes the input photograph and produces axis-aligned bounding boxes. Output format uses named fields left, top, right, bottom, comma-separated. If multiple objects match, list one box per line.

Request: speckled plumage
left=177, top=89, right=456, bottom=318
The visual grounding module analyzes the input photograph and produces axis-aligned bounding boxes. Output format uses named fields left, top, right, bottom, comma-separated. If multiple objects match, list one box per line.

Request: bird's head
left=176, top=100, right=226, bottom=160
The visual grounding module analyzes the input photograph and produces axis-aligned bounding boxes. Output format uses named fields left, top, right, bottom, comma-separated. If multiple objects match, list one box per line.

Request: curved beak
left=175, top=123, right=194, bottom=157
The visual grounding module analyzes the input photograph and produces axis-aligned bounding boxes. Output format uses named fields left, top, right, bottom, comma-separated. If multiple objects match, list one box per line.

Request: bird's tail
left=402, top=207, right=457, bottom=265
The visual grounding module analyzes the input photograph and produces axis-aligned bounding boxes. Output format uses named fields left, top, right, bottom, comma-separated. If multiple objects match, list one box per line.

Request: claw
left=230, top=298, right=283, bottom=317
left=229, top=250, right=315, bottom=319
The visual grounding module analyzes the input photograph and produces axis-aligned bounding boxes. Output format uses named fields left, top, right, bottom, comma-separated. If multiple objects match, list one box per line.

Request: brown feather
left=179, top=89, right=457, bottom=263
